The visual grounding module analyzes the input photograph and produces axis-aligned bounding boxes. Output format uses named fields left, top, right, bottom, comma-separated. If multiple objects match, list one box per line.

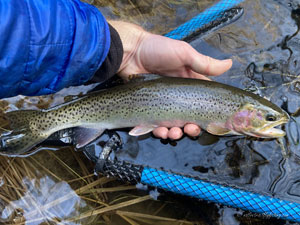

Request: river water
left=0, top=0, right=300, bottom=224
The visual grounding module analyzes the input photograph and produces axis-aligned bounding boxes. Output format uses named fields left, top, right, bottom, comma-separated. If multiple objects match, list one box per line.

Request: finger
left=184, top=124, right=201, bottom=136
left=168, top=127, right=183, bottom=140
left=184, top=45, right=232, bottom=76
left=192, top=55, right=232, bottom=76
left=153, top=127, right=168, bottom=139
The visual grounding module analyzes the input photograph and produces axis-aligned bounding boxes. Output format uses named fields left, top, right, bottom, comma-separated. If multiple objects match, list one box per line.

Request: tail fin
left=0, top=110, right=49, bottom=156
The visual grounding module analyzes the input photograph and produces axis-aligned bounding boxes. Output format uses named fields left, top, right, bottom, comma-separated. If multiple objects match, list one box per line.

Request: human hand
left=109, top=21, right=232, bottom=140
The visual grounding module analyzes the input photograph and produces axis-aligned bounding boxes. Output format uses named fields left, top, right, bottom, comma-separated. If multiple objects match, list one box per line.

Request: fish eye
left=265, top=114, right=277, bottom=122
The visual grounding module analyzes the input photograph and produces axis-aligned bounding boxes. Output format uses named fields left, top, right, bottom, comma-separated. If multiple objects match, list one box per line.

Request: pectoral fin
left=74, top=127, right=105, bottom=148
left=129, top=125, right=156, bottom=136
left=206, top=123, right=231, bottom=136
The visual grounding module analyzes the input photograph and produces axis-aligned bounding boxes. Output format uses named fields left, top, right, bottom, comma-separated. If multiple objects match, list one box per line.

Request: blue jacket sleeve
left=0, top=0, right=110, bottom=98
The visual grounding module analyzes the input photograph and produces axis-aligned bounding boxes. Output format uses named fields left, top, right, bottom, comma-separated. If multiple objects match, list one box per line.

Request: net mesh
left=100, top=160, right=143, bottom=184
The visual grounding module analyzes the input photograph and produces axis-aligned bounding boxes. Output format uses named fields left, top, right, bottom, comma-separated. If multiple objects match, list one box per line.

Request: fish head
left=227, top=103, right=290, bottom=138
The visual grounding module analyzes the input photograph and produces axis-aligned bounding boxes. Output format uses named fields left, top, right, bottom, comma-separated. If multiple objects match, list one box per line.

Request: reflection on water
left=2, top=176, right=85, bottom=224
left=86, top=0, right=218, bottom=34
left=0, top=148, right=91, bottom=224
left=1, top=0, right=300, bottom=224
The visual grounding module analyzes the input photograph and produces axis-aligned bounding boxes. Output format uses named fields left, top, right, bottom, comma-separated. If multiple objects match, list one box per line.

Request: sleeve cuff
left=88, top=23, right=124, bottom=84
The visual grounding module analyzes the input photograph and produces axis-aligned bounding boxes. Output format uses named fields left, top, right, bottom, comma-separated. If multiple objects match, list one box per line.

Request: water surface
left=1, top=0, right=300, bottom=224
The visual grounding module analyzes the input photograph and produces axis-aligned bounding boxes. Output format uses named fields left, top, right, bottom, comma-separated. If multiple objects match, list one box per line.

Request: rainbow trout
left=0, top=75, right=289, bottom=155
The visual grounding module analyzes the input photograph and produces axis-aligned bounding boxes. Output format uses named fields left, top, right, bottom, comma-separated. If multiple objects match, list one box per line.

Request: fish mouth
left=251, top=116, right=290, bottom=138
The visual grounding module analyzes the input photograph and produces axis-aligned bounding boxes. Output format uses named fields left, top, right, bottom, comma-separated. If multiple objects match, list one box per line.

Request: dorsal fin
left=126, top=74, right=163, bottom=83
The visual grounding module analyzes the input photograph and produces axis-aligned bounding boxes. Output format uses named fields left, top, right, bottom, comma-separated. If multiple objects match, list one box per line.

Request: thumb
left=186, top=46, right=232, bottom=76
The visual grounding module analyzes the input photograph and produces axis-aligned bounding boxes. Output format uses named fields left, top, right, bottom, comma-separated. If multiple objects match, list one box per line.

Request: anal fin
left=74, top=127, right=105, bottom=149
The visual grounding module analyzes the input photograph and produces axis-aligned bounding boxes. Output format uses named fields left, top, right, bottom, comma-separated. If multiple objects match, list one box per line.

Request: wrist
left=108, top=21, right=149, bottom=75
left=89, top=23, right=123, bottom=84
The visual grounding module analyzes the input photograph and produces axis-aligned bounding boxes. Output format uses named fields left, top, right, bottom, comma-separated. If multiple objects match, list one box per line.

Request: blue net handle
left=141, top=167, right=300, bottom=222
left=165, top=0, right=244, bottom=40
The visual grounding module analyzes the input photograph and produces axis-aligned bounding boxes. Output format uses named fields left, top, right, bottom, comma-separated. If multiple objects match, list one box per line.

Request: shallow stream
left=1, top=0, right=300, bottom=224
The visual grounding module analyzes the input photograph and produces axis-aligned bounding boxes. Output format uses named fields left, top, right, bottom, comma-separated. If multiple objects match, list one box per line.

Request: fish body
left=1, top=75, right=289, bottom=155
